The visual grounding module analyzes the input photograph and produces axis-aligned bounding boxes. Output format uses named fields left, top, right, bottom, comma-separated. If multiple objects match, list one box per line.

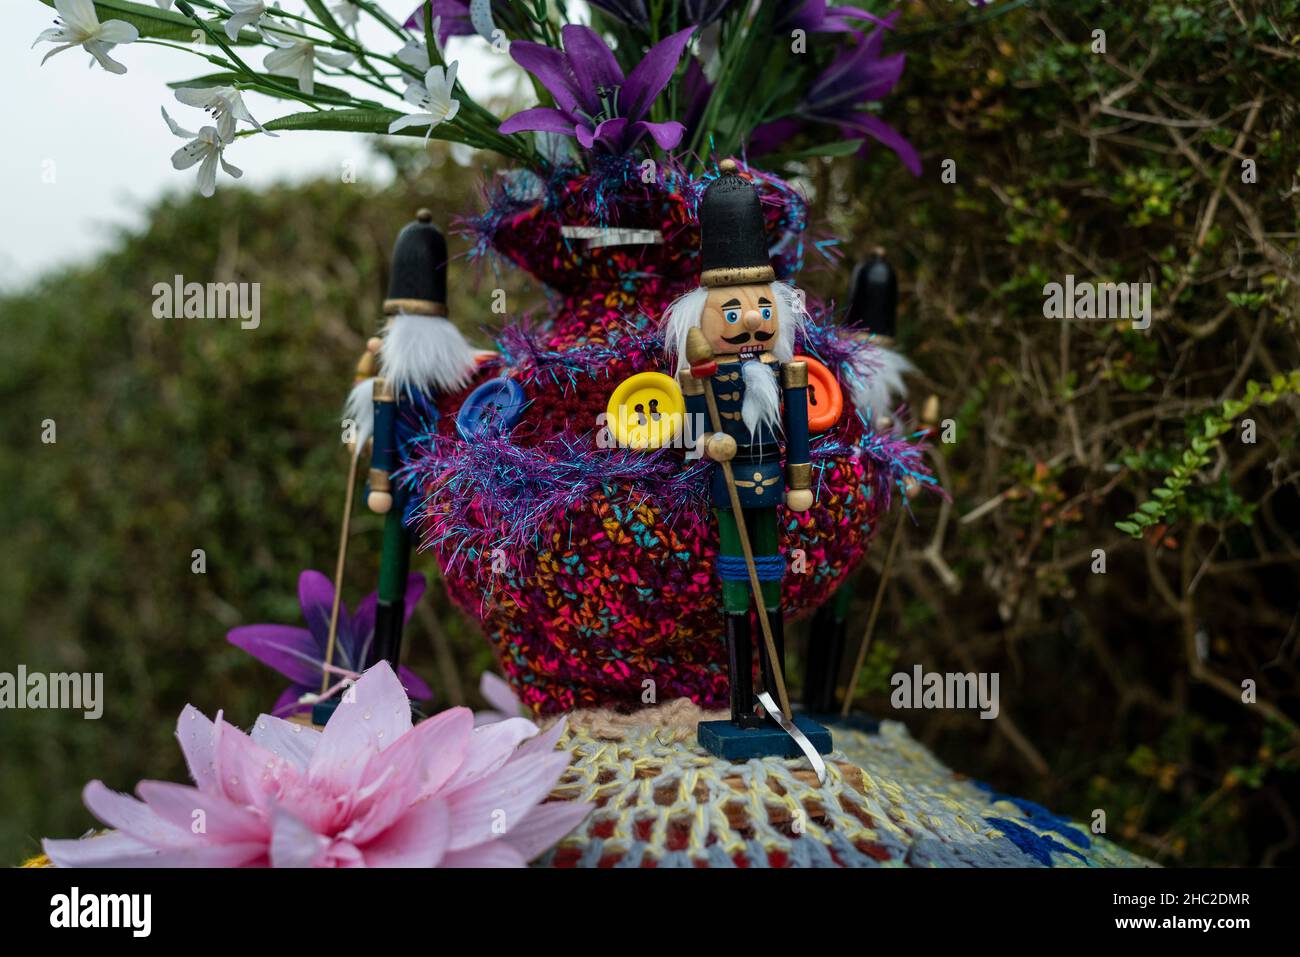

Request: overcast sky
left=1, top=2, right=525, bottom=291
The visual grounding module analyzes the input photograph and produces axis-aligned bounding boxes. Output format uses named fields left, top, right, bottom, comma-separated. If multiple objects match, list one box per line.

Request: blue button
left=455, top=377, right=526, bottom=441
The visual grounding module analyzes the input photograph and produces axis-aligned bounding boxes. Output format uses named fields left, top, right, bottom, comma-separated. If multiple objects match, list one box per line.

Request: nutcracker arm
left=781, top=361, right=812, bottom=490
left=342, top=336, right=382, bottom=455
left=367, top=376, right=397, bottom=514
left=678, top=369, right=711, bottom=457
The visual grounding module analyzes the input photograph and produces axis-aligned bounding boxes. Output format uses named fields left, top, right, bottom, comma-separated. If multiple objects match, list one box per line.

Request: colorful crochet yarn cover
left=538, top=702, right=1152, bottom=868
left=401, top=160, right=933, bottom=715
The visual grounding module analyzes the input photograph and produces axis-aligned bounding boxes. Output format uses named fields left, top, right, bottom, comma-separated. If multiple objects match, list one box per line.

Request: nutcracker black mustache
left=721, top=330, right=775, bottom=345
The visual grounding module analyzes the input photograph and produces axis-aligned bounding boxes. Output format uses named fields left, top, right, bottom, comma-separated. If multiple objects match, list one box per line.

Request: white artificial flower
left=263, top=26, right=355, bottom=95
left=225, top=1, right=269, bottom=42
left=396, top=39, right=431, bottom=75
left=395, top=15, right=441, bottom=74
left=33, top=0, right=139, bottom=75
left=174, top=85, right=273, bottom=140
left=388, top=61, right=461, bottom=141
left=330, top=1, right=361, bottom=30
left=162, top=107, right=243, bottom=198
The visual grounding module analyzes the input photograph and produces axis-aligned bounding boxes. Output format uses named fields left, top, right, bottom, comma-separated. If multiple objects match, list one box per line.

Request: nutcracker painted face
left=702, top=283, right=779, bottom=358
left=663, top=159, right=806, bottom=370
left=664, top=280, right=804, bottom=373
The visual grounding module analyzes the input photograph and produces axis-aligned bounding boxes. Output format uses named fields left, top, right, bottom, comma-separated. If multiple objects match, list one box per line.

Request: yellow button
left=607, top=372, right=685, bottom=450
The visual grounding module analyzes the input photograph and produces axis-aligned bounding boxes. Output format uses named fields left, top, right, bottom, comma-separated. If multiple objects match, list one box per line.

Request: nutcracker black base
left=697, top=716, right=833, bottom=761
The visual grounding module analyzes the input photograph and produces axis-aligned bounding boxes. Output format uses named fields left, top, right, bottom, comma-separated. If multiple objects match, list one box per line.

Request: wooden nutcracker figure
left=803, top=247, right=900, bottom=714
left=664, top=160, right=832, bottom=769
left=315, top=210, right=483, bottom=724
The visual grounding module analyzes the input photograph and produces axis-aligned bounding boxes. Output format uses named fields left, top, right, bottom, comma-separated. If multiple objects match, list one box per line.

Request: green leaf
left=762, top=139, right=867, bottom=165
left=303, top=0, right=344, bottom=33
left=265, top=110, right=497, bottom=152
left=1115, top=521, right=1142, bottom=537
left=39, top=0, right=260, bottom=44
left=266, top=108, right=402, bottom=134
left=169, top=73, right=354, bottom=103
left=1138, top=501, right=1163, bottom=515
left=1118, top=371, right=1155, bottom=392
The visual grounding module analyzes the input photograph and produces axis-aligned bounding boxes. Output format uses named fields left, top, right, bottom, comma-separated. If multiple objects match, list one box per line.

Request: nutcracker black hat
left=845, top=248, right=897, bottom=337
left=699, top=159, right=775, bottom=288
left=383, top=208, right=448, bottom=317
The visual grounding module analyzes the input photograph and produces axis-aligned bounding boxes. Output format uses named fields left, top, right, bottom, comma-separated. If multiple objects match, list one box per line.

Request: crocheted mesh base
left=21, top=705, right=1152, bottom=869
left=539, top=701, right=1152, bottom=868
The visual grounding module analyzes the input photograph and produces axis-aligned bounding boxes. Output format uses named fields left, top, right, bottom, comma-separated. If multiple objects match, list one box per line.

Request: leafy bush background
left=2, top=1, right=1297, bottom=865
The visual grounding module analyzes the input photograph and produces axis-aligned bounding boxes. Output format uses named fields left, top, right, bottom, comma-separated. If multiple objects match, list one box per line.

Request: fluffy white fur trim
left=379, top=312, right=479, bottom=396
left=846, top=342, right=912, bottom=422
left=344, top=377, right=375, bottom=450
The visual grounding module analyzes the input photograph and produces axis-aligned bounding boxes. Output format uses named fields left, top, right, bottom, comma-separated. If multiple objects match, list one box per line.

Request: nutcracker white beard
left=380, top=311, right=479, bottom=397
left=740, top=357, right=782, bottom=439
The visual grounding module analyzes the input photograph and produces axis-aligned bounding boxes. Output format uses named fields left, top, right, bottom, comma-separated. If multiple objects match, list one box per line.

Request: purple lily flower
left=403, top=0, right=511, bottom=46
left=749, top=21, right=919, bottom=175
left=776, top=1, right=897, bottom=36
left=680, top=56, right=713, bottom=142
left=588, top=0, right=734, bottom=27
left=500, top=24, right=695, bottom=154
left=227, top=569, right=433, bottom=716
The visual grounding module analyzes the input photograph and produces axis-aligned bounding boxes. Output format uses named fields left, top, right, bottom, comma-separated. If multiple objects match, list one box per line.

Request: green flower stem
left=326, top=63, right=399, bottom=101
left=354, top=0, right=413, bottom=46
left=690, top=4, right=771, bottom=161
left=138, top=37, right=231, bottom=64
left=526, top=0, right=559, bottom=48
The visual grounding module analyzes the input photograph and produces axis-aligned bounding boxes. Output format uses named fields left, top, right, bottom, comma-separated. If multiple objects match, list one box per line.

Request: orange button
left=794, top=355, right=844, bottom=432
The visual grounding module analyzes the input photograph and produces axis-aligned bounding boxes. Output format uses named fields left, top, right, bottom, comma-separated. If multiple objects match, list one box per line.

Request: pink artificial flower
left=43, top=662, right=590, bottom=867
left=474, top=671, right=524, bottom=727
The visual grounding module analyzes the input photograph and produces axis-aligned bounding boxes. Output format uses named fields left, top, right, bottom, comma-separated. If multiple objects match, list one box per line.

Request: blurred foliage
left=0, top=146, right=538, bottom=862
left=2, top=0, right=1299, bottom=866
left=803, top=0, right=1299, bottom=867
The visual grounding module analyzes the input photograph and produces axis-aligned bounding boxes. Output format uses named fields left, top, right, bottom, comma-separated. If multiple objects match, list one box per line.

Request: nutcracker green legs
left=716, top=507, right=785, bottom=727
left=372, top=486, right=412, bottom=672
